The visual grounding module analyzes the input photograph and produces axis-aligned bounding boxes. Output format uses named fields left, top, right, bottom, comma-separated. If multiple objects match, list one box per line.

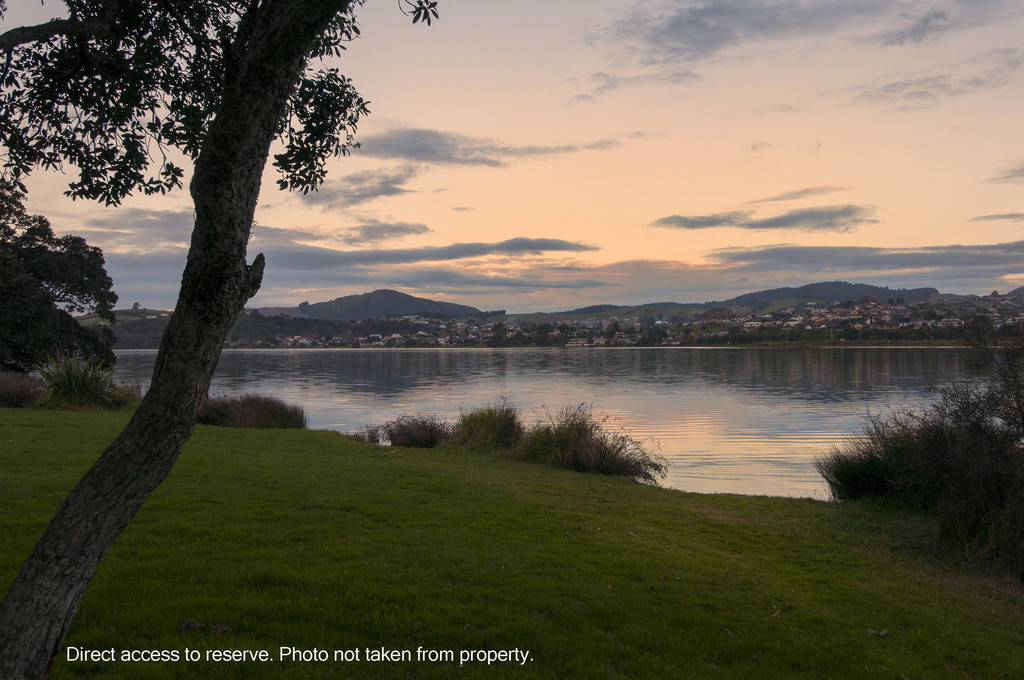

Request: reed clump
left=515, top=403, right=667, bottom=485
left=198, top=393, right=308, bottom=429
left=376, top=414, right=453, bottom=448
left=451, top=396, right=525, bottom=450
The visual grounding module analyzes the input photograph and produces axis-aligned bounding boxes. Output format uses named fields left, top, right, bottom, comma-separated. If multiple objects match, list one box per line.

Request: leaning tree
left=0, top=1, right=438, bottom=677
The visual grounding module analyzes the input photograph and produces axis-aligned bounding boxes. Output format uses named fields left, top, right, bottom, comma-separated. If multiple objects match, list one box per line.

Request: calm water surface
left=115, top=347, right=967, bottom=498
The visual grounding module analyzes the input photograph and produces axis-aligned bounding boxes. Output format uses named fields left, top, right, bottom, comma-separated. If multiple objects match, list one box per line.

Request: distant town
left=108, top=289, right=1024, bottom=350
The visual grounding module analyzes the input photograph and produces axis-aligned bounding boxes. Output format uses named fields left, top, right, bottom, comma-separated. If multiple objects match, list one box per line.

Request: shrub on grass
left=515, top=404, right=667, bottom=485
left=0, top=372, right=44, bottom=407
left=452, top=397, right=525, bottom=450
left=817, top=329, right=1024, bottom=576
left=198, top=394, right=307, bottom=429
left=35, top=353, right=141, bottom=410
left=379, top=414, right=452, bottom=448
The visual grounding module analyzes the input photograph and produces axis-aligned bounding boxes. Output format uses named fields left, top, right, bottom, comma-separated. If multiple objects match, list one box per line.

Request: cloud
left=354, top=128, right=619, bottom=167
left=610, top=1, right=1022, bottom=66
left=653, top=211, right=751, bottom=229
left=79, top=208, right=193, bottom=252
left=848, top=48, right=1024, bottom=110
left=989, top=162, right=1024, bottom=184
left=610, top=0, right=886, bottom=65
left=372, top=268, right=613, bottom=292
left=339, top=220, right=431, bottom=246
left=246, top=236, right=598, bottom=272
left=744, top=186, right=849, bottom=204
left=877, top=9, right=949, bottom=46
left=710, top=240, right=1024, bottom=275
left=300, top=165, right=420, bottom=209
left=653, top=205, right=878, bottom=232
left=970, top=213, right=1024, bottom=222
left=571, top=69, right=698, bottom=101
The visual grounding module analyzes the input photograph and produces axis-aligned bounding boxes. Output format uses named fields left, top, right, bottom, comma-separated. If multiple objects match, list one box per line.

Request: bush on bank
left=198, top=393, right=308, bottom=429
left=817, top=330, right=1024, bottom=577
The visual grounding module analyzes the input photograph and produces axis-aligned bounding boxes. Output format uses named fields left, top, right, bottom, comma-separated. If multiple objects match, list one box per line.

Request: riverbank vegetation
left=197, top=394, right=308, bottom=430
left=817, top=332, right=1024, bottom=577
left=2, top=408, right=1022, bottom=679
left=0, top=354, right=139, bottom=411
left=361, top=400, right=667, bottom=485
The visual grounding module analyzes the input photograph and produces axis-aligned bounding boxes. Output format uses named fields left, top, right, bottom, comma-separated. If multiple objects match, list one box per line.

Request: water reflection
left=115, top=347, right=966, bottom=498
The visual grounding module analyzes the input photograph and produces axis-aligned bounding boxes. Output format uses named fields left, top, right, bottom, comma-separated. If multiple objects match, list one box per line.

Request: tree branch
left=0, top=18, right=110, bottom=52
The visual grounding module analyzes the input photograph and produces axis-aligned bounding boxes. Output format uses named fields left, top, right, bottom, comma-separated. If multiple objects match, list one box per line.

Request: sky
left=4, top=0, right=1024, bottom=312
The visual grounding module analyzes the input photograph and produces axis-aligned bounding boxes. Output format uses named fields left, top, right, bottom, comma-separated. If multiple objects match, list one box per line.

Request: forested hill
left=715, top=281, right=940, bottom=310
left=257, top=289, right=484, bottom=320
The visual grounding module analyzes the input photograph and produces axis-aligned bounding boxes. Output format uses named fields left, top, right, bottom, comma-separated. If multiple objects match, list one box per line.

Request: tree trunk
left=0, top=2, right=351, bottom=677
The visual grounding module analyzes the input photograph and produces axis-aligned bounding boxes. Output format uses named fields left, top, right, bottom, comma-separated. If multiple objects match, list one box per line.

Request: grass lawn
left=2, top=408, right=1023, bottom=679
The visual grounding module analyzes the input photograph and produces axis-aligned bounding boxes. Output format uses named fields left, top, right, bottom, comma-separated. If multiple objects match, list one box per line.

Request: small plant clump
left=516, top=404, right=667, bottom=485
left=451, top=396, right=525, bottom=450
left=378, top=414, right=453, bottom=448
left=817, top=329, right=1024, bottom=576
left=36, top=353, right=141, bottom=410
left=0, top=372, right=45, bottom=408
left=198, top=394, right=308, bottom=429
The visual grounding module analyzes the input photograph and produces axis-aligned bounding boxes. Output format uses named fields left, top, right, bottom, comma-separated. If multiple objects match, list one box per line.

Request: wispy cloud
left=247, top=236, right=599, bottom=271
left=989, top=162, right=1024, bottom=184
left=354, top=128, right=620, bottom=167
left=610, top=1, right=1020, bottom=65
left=970, top=213, right=1024, bottom=222
left=847, top=48, right=1024, bottom=110
left=744, top=186, right=849, bottom=205
left=612, top=0, right=881, bottom=65
left=340, top=220, right=431, bottom=246
left=300, top=165, right=420, bottom=209
left=571, top=69, right=698, bottom=101
left=710, top=240, right=1024, bottom=275
left=653, top=205, right=878, bottom=232
left=876, top=8, right=949, bottom=46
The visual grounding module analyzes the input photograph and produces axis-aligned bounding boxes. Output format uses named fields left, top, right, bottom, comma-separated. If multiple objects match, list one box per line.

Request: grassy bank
left=2, top=409, right=1023, bottom=679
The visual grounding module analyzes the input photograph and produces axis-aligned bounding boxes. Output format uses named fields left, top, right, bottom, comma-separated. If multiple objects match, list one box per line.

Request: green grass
left=2, top=409, right=1024, bottom=679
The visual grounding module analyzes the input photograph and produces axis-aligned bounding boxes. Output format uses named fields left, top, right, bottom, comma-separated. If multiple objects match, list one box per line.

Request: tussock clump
left=198, top=394, right=307, bottom=429
left=379, top=414, right=452, bottom=448
left=516, top=404, right=667, bottom=485
left=0, top=372, right=44, bottom=408
left=36, top=353, right=140, bottom=411
left=452, top=397, right=525, bottom=450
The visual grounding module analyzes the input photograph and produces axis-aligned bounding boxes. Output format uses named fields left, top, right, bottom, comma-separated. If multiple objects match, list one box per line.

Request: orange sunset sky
left=4, top=0, right=1024, bottom=312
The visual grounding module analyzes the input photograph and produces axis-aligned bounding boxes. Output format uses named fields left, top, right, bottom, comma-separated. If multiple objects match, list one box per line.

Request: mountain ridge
left=253, top=281, right=962, bottom=322
left=257, top=289, right=484, bottom=321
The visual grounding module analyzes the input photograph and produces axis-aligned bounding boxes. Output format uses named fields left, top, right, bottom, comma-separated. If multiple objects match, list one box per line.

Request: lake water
left=114, top=347, right=967, bottom=499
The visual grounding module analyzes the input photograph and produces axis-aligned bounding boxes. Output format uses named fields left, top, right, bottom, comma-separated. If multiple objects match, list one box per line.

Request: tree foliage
left=0, top=0, right=370, bottom=205
left=0, top=179, right=116, bottom=372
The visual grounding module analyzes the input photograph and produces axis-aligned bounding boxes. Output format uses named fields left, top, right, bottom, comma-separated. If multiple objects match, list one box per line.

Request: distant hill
left=508, top=281, right=944, bottom=322
left=715, top=281, right=940, bottom=311
left=77, top=307, right=171, bottom=327
left=257, top=289, right=484, bottom=321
